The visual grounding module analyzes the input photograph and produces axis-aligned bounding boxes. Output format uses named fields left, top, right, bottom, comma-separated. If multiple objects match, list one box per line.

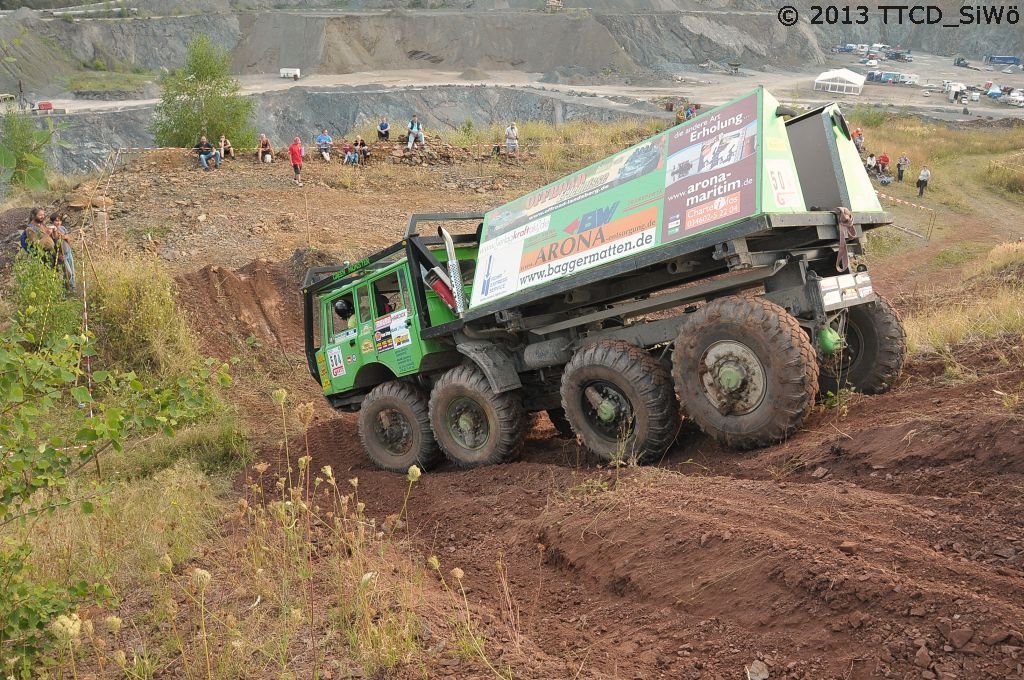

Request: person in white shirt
left=917, top=165, right=931, bottom=197
left=407, top=115, right=425, bottom=150
left=505, top=122, right=519, bottom=158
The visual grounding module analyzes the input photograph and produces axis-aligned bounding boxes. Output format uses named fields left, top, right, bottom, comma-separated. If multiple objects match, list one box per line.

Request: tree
left=150, top=35, right=256, bottom=149
left=0, top=106, right=58, bottom=194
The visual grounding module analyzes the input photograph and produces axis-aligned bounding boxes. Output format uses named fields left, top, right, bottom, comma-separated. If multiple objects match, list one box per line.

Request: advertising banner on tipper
left=469, top=88, right=802, bottom=309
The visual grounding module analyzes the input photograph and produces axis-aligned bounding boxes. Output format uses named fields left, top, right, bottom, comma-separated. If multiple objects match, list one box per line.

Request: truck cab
left=304, top=219, right=481, bottom=412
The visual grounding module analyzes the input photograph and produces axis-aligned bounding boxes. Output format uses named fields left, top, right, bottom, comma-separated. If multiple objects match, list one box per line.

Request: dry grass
left=974, top=240, right=1024, bottom=276
left=85, top=253, right=203, bottom=378
left=846, top=113, right=1024, bottom=210
left=15, top=462, right=229, bottom=601
left=904, top=241, right=1024, bottom=353
left=21, top=394, right=489, bottom=679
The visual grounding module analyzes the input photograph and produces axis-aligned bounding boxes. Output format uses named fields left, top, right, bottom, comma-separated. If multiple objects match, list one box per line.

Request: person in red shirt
left=288, top=136, right=304, bottom=186
left=877, top=151, right=890, bottom=174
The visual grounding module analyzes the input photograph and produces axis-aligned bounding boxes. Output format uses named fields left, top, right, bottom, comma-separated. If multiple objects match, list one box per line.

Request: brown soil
left=51, top=149, right=1024, bottom=679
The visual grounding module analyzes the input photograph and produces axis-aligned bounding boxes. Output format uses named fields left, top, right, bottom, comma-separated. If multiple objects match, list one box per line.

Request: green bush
left=0, top=108, right=58, bottom=193
left=848, top=105, right=889, bottom=129
left=150, top=35, right=256, bottom=148
left=11, top=253, right=81, bottom=347
left=112, top=415, right=252, bottom=478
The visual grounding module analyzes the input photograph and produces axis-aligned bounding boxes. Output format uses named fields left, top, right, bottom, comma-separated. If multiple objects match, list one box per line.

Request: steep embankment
left=45, top=85, right=668, bottom=173
left=234, top=11, right=640, bottom=77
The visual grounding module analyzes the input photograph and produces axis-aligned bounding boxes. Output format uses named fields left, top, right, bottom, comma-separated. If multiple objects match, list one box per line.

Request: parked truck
left=302, top=88, right=907, bottom=472
left=984, top=55, right=1022, bottom=66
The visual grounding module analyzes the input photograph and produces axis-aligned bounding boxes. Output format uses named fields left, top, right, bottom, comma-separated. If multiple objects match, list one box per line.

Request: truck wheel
left=819, top=295, right=906, bottom=398
left=546, top=408, right=575, bottom=438
left=672, top=296, right=818, bottom=450
left=560, top=340, right=680, bottom=464
left=429, top=364, right=525, bottom=467
left=358, top=381, right=441, bottom=473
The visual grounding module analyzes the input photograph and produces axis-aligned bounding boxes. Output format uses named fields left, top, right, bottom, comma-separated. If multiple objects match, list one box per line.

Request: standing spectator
left=377, top=116, right=391, bottom=141
left=406, top=114, right=425, bottom=150
left=49, top=213, right=75, bottom=292
left=219, top=134, right=234, bottom=160
left=852, top=128, right=864, bottom=151
left=193, top=135, right=221, bottom=171
left=257, top=134, right=274, bottom=163
left=896, top=153, right=910, bottom=182
left=354, top=136, right=370, bottom=163
left=916, top=165, right=931, bottom=197
left=288, top=136, right=304, bottom=186
left=877, top=151, right=890, bottom=174
left=315, top=128, right=334, bottom=162
left=504, top=122, right=519, bottom=158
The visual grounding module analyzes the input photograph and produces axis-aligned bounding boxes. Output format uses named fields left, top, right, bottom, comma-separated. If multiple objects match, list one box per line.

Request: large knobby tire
left=358, top=381, right=441, bottom=473
left=560, top=340, right=680, bottom=464
left=819, top=295, right=906, bottom=398
left=429, top=364, right=525, bottom=468
left=672, top=296, right=819, bottom=450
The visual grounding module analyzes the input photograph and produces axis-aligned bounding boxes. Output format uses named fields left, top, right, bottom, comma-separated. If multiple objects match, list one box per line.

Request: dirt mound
left=458, top=67, right=490, bottom=81
left=175, top=257, right=305, bottom=361
left=537, top=471, right=1024, bottom=678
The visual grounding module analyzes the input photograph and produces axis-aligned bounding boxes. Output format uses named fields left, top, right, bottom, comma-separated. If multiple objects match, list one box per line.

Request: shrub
left=0, top=108, right=59, bottom=193
left=86, top=255, right=199, bottom=377
left=150, top=35, right=256, bottom=148
left=11, top=253, right=81, bottom=347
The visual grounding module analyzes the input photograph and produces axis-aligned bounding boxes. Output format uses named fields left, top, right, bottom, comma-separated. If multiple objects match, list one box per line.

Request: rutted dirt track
left=170, top=252, right=1024, bottom=679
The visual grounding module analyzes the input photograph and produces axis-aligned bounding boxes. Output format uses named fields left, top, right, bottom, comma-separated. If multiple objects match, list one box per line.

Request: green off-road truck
left=302, top=87, right=906, bottom=472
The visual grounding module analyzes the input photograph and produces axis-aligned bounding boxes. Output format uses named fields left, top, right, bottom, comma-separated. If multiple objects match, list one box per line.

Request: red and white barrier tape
left=875, top=191, right=934, bottom=213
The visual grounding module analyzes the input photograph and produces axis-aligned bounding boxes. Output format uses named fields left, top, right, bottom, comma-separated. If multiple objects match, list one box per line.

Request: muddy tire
left=819, top=295, right=906, bottom=398
left=429, top=364, right=525, bottom=468
left=560, top=340, right=680, bottom=464
left=672, top=296, right=818, bottom=450
left=545, top=408, right=575, bottom=438
left=358, top=381, right=441, bottom=473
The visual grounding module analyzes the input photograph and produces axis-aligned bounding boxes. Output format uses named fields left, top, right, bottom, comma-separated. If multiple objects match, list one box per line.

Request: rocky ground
left=4, top=141, right=1023, bottom=679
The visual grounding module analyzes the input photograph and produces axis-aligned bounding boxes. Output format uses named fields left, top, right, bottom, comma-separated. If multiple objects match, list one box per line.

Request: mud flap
left=455, top=340, right=522, bottom=394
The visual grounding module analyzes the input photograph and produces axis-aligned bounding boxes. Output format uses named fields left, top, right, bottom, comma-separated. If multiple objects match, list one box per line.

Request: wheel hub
left=586, top=385, right=620, bottom=423
left=716, top=364, right=744, bottom=392
left=699, top=340, right=767, bottom=415
left=582, top=381, right=633, bottom=440
left=374, top=409, right=413, bottom=457
left=447, top=397, right=489, bottom=450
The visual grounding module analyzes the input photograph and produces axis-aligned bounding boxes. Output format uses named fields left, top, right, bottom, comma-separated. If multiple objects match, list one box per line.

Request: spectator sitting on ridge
left=406, top=114, right=425, bottom=150
left=193, top=135, right=221, bottom=171
left=219, top=134, right=234, bottom=160
left=257, top=134, right=274, bottom=163
left=354, top=136, right=370, bottom=163
left=342, top=139, right=359, bottom=165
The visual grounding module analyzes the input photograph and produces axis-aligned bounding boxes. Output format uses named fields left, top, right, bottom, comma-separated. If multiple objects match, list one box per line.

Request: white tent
left=814, top=68, right=866, bottom=95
